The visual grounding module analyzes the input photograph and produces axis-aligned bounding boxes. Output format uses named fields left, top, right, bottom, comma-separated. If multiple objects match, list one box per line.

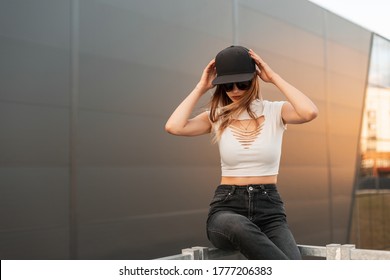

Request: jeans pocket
left=209, top=190, right=232, bottom=206
left=265, top=191, right=284, bottom=206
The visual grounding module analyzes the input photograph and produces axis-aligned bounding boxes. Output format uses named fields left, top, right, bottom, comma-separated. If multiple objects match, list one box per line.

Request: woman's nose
left=232, top=84, right=240, bottom=92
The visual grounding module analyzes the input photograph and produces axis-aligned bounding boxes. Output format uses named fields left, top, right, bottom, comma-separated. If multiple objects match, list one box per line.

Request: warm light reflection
left=360, top=86, right=390, bottom=178
left=350, top=35, right=390, bottom=250
left=361, top=87, right=390, bottom=153
left=359, top=35, right=390, bottom=180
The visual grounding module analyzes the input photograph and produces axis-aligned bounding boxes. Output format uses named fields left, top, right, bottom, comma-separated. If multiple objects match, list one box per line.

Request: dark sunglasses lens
left=236, top=80, right=252, bottom=90
left=222, top=80, right=252, bottom=92
left=222, top=83, right=234, bottom=92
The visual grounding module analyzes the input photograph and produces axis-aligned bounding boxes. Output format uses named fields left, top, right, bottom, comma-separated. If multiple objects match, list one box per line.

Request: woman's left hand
left=248, top=49, right=277, bottom=83
left=249, top=49, right=318, bottom=124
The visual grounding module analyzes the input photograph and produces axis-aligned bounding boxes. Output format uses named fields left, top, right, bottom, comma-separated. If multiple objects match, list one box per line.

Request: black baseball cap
left=212, top=45, right=256, bottom=85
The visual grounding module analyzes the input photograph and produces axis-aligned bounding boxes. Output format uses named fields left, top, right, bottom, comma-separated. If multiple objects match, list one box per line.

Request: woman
left=165, top=46, right=318, bottom=260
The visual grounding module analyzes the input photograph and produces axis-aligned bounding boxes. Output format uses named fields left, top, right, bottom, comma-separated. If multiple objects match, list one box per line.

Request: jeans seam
left=207, top=229, right=231, bottom=240
left=208, top=229, right=249, bottom=258
left=207, top=229, right=239, bottom=250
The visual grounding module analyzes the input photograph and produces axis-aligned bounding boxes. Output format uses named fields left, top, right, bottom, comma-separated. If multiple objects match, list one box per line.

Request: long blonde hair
left=209, top=77, right=261, bottom=142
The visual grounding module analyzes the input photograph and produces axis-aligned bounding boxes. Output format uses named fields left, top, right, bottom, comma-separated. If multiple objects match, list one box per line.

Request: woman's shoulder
left=261, top=99, right=285, bottom=106
left=249, top=99, right=284, bottom=115
left=261, top=99, right=285, bottom=110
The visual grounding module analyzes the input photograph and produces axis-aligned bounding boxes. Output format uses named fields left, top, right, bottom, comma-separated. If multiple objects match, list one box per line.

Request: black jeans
left=206, top=184, right=301, bottom=260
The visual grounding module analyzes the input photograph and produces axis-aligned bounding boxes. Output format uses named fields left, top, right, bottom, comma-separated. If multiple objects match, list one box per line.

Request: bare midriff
left=220, top=175, right=277, bottom=186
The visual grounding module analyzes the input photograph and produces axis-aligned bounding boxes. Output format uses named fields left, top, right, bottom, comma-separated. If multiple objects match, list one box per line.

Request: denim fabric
left=206, top=184, right=301, bottom=260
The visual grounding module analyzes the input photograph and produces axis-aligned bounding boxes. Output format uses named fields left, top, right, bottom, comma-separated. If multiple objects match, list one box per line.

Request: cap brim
left=212, top=72, right=255, bottom=85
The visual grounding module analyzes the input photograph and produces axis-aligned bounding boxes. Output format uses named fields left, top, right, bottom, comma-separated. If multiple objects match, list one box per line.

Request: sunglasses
left=221, top=80, right=252, bottom=92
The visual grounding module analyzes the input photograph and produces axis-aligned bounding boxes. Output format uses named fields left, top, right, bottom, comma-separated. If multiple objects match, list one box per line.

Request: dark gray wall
left=0, top=0, right=371, bottom=259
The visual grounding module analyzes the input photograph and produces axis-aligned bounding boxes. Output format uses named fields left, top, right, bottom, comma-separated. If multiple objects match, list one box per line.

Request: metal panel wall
left=0, top=0, right=71, bottom=259
left=0, top=0, right=371, bottom=259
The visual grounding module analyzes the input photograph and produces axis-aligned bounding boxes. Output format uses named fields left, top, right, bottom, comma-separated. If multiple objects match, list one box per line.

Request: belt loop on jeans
left=229, top=185, right=236, bottom=195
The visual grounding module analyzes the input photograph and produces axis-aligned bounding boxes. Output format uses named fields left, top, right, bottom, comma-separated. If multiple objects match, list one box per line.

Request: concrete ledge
left=155, top=244, right=390, bottom=260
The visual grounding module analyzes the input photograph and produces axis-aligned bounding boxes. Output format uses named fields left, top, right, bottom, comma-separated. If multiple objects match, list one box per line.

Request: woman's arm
left=249, top=49, right=318, bottom=124
left=165, top=59, right=216, bottom=136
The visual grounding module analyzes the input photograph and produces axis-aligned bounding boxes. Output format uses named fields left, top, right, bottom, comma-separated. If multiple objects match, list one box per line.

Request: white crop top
left=212, top=99, right=286, bottom=177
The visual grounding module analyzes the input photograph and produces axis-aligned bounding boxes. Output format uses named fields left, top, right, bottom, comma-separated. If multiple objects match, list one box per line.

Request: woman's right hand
left=197, top=59, right=216, bottom=92
left=165, top=59, right=215, bottom=136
